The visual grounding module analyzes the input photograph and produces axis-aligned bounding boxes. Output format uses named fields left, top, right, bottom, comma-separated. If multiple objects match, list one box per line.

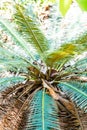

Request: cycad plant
left=0, top=3, right=87, bottom=130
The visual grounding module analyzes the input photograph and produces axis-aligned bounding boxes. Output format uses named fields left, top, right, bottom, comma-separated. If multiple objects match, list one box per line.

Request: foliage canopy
left=0, top=1, right=87, bottom=130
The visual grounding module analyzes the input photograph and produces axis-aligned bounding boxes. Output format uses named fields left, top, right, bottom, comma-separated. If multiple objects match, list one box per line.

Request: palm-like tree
left=0, top=3, right=87, bottom=130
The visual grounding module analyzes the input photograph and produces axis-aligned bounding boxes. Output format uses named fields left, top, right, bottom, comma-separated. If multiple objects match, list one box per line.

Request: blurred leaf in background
left=76, top=0, right=87, bottom=11
left=59, top=0, right=72, bottom=16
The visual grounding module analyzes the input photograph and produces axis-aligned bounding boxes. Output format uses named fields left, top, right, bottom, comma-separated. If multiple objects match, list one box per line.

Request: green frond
left=61, top=57, right=87, bottom=77
left=0, top=58, right=29, bottom=72
left=45, top=32, right=87, bottom=67
left=65, top=57, right=87, bottom=76
left=14, top=4, right=49, bottom=58
left=45, top=44, right=76, bottom=66
left=0, top=18, right=34, bottom=63
left=0, top=76, right=25, bottom=91
left=0, top=46, right=30, bottom=72
left=0, top=43, right=30, bottom=62
left=0, top=46, right=24, bottom=60
left=74, top=57, right=87, bottom=70
left=59, top=81, right=87, bottom=111
left=25, top=90, right=60, bottom=130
